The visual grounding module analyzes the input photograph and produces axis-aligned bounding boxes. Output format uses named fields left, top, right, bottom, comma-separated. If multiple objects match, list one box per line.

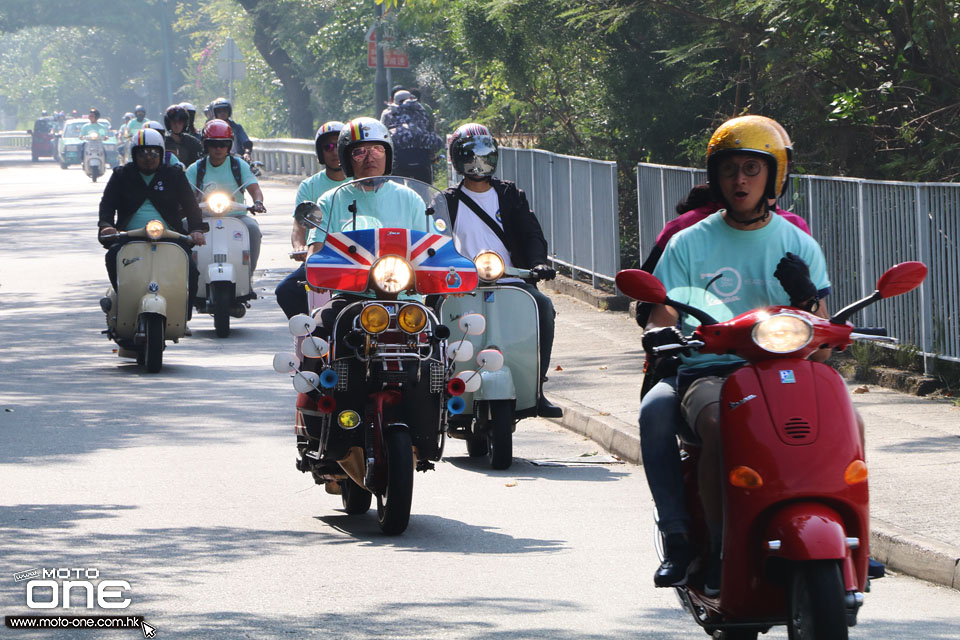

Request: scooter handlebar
left=650, top=340, right=705, bottom=356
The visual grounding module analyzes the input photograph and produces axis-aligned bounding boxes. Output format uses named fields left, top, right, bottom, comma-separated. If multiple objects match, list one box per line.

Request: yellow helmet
left=706, top=115, right=790, bottom=199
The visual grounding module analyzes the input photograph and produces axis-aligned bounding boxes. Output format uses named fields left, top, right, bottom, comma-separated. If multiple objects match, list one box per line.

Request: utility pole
left=159, top=0, right=174, bottom=108
left=374, top=2, right=388, bottom=115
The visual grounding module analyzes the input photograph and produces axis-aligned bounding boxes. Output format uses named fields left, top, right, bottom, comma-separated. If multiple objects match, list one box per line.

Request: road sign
left=217, top=37, right=246, bottom=82
left=366, top=27, right=408, bottom=69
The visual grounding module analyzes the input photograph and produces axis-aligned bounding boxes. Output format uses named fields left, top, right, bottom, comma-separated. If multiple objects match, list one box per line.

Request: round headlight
left=475, top=251, right=505, bottom=281
left=88, top=132, right=99, bottom=140
left=145, top=220, right=165, bottom=240
left=371, top=256, right=413, bottom=294
left=207, top=192, right=231, bottom=214
left=360, top=304, right=390, bottom=334
left=397, top=304, right=427, bottom=334
left=751, top=314, right=814, bottom=353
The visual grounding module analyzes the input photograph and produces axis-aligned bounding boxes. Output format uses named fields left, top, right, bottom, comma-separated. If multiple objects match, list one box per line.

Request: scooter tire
left=485, top=400, right=515, bottom=470
left=376, top=428, right=414, bottom=535
left=212, top=282, right=232, bottom=338
left=465, top=433, right=488, bottom=457
left=340, top=477, right=372, bottom=515
left=787, top=561, right=848, bottom=640
left=143, top=314, right=165, bottom=373
left=713, top=630, right=758, bottom=639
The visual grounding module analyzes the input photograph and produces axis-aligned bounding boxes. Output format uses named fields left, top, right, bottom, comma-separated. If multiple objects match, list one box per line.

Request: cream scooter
left=81, top=132, right=106, bottom=182
left=192, top=188, right=258, bottom=337
left=101, top=220, right=192, bottom=373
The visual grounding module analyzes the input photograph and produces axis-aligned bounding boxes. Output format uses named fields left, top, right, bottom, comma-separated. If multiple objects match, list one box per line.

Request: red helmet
left=201, top=118, right=233, bottom=144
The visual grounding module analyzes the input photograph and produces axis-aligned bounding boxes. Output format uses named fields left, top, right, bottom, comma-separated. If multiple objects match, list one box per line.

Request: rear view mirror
left=876, top=261, right=927, bottom=298
left=294, top=201, right=322, bottom=229
left=615, top=269, right=667, bottom=304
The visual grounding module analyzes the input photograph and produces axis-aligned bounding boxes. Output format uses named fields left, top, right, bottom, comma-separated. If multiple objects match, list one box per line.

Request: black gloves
left=641, top=326, right=687, bottom=356
left=774, top=252, right=818, bottom=310
left=531, top=264, right=556, bottom=281
left=251, top=200, right=266, bottom=214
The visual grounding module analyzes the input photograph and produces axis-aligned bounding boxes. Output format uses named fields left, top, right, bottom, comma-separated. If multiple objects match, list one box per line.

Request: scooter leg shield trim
left=140, top=294, right=167, bottom=318
left=764, top=502, right=848, bottom=560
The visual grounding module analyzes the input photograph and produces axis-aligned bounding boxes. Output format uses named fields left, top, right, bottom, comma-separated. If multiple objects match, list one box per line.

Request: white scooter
left=193, top=188, right=258, bottom=337
left=82, top=132, right=106, bottom=182
left=100, top=221, right=193, bottom=373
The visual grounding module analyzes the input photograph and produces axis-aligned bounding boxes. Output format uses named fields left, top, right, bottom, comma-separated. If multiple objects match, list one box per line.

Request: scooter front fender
left=764, top=501, right=848, bottom=560
left=207, top=261, right=235, bottom=283
left=140, top=294, right=167, bottom=318
left=474, top=367, right=517, bottom=401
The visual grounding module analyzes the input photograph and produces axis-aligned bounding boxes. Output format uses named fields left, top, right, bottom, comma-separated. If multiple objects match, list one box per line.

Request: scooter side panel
left=194, top=216, right=251, bottom=298
left=716, top=361, right=868, bottom=617
left=439, top=286, right=539, bottom=414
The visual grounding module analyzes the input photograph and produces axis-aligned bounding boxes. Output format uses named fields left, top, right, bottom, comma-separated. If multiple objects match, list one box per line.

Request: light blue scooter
left=439, top=251, right=542, bottom=469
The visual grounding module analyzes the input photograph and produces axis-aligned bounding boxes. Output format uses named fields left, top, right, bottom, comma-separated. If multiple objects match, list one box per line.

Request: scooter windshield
left=318, top=176, right=453, bottom=239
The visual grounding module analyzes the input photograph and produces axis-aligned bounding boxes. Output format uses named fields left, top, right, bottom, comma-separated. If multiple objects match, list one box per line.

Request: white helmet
left=132, top=127, right=165, bottom=153
left=144, top=120, right=166, bottom=136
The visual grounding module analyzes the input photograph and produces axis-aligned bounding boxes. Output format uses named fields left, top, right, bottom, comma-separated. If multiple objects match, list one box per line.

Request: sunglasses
left=321, top=142, right=337, bottom=152
left=350, top=145, right=386, bottom=160
left=135, top=149, right=161, bottom=159
left=206, top=140, right=232, bottom=149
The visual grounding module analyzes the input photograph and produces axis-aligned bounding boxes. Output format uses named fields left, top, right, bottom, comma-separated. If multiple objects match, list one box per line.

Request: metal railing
left=0, top=131, right=30, bottom=148
left=637, top=163, right=960, bottom=369
left=253, top=138, right=621, bottom=288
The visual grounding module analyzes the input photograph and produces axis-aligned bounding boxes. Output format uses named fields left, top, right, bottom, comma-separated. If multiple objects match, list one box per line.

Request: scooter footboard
left=764, top=502, right=848, bottom=560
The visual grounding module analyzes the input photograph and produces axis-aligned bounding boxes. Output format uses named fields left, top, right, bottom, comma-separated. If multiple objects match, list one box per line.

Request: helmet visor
left=458, top=135, right=498, bottom=177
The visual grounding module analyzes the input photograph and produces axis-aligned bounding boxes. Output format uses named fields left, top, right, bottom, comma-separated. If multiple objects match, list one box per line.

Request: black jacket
left=442, top=178, right=549, bottom=270
left=164, top=132, right=203, bottom=168
left=98, top=163, right=203, bottom=242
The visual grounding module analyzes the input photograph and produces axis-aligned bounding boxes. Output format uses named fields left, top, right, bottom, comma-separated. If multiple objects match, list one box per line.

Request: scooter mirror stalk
left=615, top=269, right=719, bottom=326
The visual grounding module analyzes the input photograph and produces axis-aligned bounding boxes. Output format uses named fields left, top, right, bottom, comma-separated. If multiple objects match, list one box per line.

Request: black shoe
left=537, top=396, right=563, bottom=418
left=702, top=553, right=721, bottom=597
left=868, top=557, right=885, bottom=579
left=654, top=533, right=697, bottom=587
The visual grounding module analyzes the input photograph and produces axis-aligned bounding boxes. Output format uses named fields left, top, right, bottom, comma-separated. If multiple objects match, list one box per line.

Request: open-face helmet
left=201, top=119, right=234, bottom=148
left=210, top=97, right=232, bottom=119
left=134, top=105, right=146, bottom=118
left=337, top=117, right=393, bottom=178
left=706, top=115, right=790, bottom=201
left=449, top=123, right=498, bottom=178
left=131, top=127, right=165, bottom=154
left=314, top=121, right=345, bottom=164
left=164, top=105, right=189, bottom=131
left=144, top=120, right=166, bottom=136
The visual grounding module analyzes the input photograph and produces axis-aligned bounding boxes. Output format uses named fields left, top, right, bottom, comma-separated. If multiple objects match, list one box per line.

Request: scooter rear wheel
left=143, top=314, right=165, bottom=373
left=787, top=560, right=848, bottom=640
left=340, top=477, right=372, bottom=514
left=376, top=428, right=414, bottom=535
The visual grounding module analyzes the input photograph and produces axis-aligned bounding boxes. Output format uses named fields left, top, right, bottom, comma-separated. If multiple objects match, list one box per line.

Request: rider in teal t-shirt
left=316, top=178, right=427, bottom=241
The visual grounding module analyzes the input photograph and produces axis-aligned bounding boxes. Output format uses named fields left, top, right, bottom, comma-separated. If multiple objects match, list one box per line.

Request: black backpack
left=195, top=155, right=244, bottom=195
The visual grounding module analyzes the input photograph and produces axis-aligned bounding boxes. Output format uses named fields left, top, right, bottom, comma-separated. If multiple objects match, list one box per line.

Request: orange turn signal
left=844, top=460, right=868, bottom=485
left=729, top=466, right=764, bottom=489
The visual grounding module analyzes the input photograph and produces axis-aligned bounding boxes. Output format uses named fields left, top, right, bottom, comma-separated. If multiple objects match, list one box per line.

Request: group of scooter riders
left=96, top=101, right=876, bottom=599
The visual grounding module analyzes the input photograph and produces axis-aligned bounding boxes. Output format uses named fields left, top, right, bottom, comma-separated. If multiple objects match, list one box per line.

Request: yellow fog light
left=145, top=220, right=165, bottom=239
left=338, top=410, right=361, bottom=430
left=397, top=304, right=427, bottom=334
left=360, top=304, right=390, bottom=334
left=844, top=460, right=868, bottom=485
left=729, top=465, right=764, bottom=489
left=475, top=251, right=505, bottom=281
left=371, top=256, right=413, bottom=294
left=751, top=314, right=813, bottom=353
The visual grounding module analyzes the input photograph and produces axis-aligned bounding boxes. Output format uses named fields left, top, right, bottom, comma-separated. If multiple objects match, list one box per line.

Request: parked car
left=28, top=117, right=58, bottom=162
left=57, top=118, right=120, bottom=169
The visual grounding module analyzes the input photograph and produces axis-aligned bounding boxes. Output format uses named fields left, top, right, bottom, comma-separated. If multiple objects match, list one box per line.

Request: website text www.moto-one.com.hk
left=5, top=615, right=144, bottom=629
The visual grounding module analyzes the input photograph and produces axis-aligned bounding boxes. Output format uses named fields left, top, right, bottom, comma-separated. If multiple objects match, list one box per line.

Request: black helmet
left=134, top=105, right=145, bottom=116
left=337, top=117, right=393, bottom=178
left=164, top=104, right=189, bottom=131
left=88, top=108, right=100, bottom=119
left=449, top=123, right=498, bottom=178
left=211, top=97, right=232, bottom=118
left=314, top=121, right=345, bottom=164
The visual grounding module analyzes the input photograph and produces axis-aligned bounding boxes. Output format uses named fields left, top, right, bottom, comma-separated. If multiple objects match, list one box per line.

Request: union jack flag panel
left=306, top=228, right=479, bottom=295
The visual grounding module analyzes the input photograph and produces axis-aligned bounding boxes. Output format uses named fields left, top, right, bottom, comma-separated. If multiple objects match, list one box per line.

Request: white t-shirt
left=453, top=188, right=520, bottom=282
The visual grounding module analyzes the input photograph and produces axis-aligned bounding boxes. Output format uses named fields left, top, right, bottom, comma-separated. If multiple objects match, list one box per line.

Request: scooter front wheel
left=376, top=428, right=414, bottom=535
left=212, top=282, right=233, bottom=338
left=340, top=477, right=372, bottom=514
left=787, top=560, right=848, bottom=640
left=143, top=314, right=165, bottom=373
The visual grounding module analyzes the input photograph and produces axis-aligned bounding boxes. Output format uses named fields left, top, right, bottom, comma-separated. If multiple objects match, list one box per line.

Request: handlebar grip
left=852, top=327, right=888, bottom=336
left=650, top=340, right=704, bottom=356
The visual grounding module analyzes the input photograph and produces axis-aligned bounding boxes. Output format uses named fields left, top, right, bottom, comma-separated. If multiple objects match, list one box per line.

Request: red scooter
left=616, top=261, right=927, bottom=640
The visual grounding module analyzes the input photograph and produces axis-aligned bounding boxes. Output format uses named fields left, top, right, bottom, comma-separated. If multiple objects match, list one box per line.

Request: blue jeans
left=639, top=376, right=697, bottom=535
left=275, top=264, right=307, bottom=319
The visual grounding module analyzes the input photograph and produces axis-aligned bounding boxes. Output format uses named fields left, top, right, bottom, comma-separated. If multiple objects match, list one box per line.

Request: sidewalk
left=539, top=278, right=960, bottom=591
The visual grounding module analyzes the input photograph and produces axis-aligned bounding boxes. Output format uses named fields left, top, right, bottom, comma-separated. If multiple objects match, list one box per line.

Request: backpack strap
left=454, top=187, right=508, bottom=248
left=230, top=155, right=245, bottom=194
left=195, top=157, right=206, bottom=193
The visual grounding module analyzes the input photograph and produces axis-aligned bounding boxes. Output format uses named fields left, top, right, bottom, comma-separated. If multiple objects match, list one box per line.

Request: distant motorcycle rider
left=164, top=104, right=203, bottom=167
left=442, top=123, right=563, bottom=418
left=97, top=128, right=206, bottom=316
left=210, top=97, right=253, bottom=161
left=178, top=101, right=199, bottom=135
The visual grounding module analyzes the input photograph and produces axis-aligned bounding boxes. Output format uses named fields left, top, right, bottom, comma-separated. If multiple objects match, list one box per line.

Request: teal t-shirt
left=653, top=211, right=831, bottom=372
left=124, top=173, right=167, bottom=231
left=185, top=156, right=257, bottom=201
left=127, top=118, right=147, bottom=137
left=80, top=122, right=109, bottom=138
left=297, top=170, right=348, bottom=246
left=317, top=179, right=427, bottom=240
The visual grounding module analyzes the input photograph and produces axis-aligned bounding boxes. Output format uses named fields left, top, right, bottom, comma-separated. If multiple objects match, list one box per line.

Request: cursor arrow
left=140, top=620, right=157, bottom=638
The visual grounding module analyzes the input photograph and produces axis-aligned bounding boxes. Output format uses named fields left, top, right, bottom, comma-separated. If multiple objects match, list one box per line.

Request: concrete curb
left=541, top=275, right=630, bottom=311
left=548, top=393, right=960, bottom=591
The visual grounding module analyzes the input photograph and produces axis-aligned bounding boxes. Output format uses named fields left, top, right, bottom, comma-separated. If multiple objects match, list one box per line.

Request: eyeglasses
left=206, top=140, right=232, bottom=149
left=718, top=158, right=764, bottom=178
left=134, top=149, right=161, bottom=159
left=350, top=145, right=386, bottom=160
left=321, top=142, right=337, bottom=152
